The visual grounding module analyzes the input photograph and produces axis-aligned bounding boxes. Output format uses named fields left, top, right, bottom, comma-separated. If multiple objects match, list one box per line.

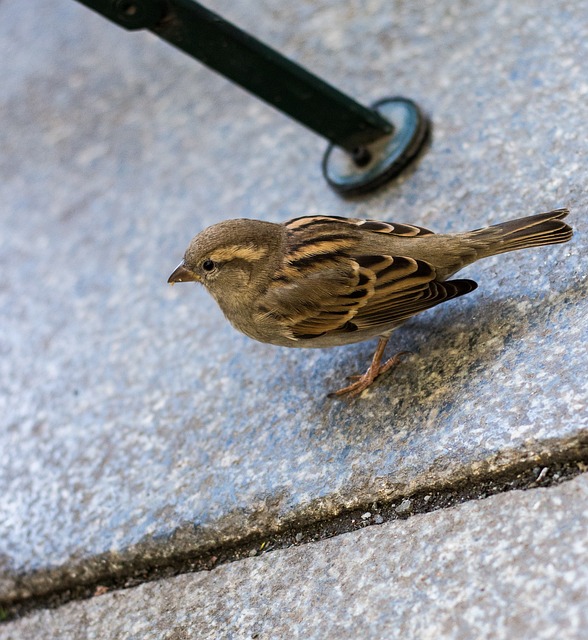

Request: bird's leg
left=329, top=337, right=409, bottom=398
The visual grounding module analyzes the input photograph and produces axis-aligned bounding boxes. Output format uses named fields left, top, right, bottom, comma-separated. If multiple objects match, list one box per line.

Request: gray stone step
left=3, top=475, right=588, bottom=639
left=1, top=0, right=586, bottom=614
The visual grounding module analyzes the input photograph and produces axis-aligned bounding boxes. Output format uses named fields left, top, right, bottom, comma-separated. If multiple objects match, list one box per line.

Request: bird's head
left=168, top=218, right=283, bottom=311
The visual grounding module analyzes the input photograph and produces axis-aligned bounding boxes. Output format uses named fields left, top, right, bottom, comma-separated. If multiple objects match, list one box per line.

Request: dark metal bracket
left=75, top=0, right=429, bottom=196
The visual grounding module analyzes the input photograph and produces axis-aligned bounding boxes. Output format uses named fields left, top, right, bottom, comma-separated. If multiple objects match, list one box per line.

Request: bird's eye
left=202, top=259, right=216, bottom=272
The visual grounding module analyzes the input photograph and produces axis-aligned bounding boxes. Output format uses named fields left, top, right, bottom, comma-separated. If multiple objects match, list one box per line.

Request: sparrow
left=168, top=208, right=572, bottom=397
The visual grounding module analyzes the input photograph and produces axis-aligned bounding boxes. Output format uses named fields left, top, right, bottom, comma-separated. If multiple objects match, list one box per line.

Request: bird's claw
left=330, top=351, right=411, bottom=399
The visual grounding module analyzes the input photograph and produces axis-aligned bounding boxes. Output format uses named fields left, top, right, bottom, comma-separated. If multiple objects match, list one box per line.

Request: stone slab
left=1, top=0, right=587, bottom=601
left=3, top=474, right=588, bottom=639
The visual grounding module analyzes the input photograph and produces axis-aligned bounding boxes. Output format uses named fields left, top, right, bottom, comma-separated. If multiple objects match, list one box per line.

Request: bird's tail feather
left=471, top=208, right=572, bottom=257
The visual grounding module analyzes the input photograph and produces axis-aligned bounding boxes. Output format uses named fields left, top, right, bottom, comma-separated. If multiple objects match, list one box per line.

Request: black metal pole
left=73, top=0, right=429, bottom=195
left=76, top=0, right=393, bottom=151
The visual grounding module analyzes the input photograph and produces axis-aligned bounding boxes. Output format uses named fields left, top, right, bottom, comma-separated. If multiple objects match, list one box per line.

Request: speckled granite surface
left=3, top=474, right=588, bottom=639
left=1, top=0, right=587, bottom=602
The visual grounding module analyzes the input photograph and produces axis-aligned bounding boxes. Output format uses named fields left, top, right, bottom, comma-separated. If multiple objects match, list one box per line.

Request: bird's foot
left=329, top=351, right=410, bottom=399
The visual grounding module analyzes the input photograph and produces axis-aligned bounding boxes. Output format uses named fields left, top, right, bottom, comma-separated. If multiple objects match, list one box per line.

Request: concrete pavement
left=1, top=0, right=586, bottom=636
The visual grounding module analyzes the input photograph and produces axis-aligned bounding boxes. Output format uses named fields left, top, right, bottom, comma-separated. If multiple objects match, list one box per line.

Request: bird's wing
left=256, top=217, right=476, bottom=341
left=285, top=214, right=435, bottom=238
left=348, top=256, right=477, bottom=332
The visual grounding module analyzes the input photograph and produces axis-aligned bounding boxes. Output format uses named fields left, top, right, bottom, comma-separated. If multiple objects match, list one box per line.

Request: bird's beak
left=167, top=261, right=201, bottom=284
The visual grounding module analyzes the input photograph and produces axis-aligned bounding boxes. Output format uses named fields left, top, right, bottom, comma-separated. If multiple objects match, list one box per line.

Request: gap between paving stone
left=2, top=434, right=587, bottom=623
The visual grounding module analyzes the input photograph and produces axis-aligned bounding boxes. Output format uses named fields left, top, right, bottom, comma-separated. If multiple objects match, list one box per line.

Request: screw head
left=112, top=0, right=165, bottom=29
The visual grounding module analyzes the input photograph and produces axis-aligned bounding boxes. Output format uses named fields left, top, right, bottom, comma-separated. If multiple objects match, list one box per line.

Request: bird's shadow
left=307, top=278, right=585, bottom=429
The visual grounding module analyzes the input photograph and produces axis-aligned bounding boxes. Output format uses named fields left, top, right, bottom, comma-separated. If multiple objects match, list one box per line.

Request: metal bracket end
left=322, top=97, right=430, bottom=197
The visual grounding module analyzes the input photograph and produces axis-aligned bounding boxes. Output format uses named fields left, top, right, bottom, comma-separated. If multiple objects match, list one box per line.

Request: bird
left=168, top=208, right=572, bottom=398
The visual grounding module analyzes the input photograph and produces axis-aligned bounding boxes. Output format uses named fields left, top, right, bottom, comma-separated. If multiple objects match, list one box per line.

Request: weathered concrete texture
left=1, top=0, right=587, bottom=601
left=3, top=474, right=588, bottom=640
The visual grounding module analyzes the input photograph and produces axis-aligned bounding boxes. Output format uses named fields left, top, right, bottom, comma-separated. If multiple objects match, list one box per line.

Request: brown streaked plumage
left=168, top=208, right=573, bottom=397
